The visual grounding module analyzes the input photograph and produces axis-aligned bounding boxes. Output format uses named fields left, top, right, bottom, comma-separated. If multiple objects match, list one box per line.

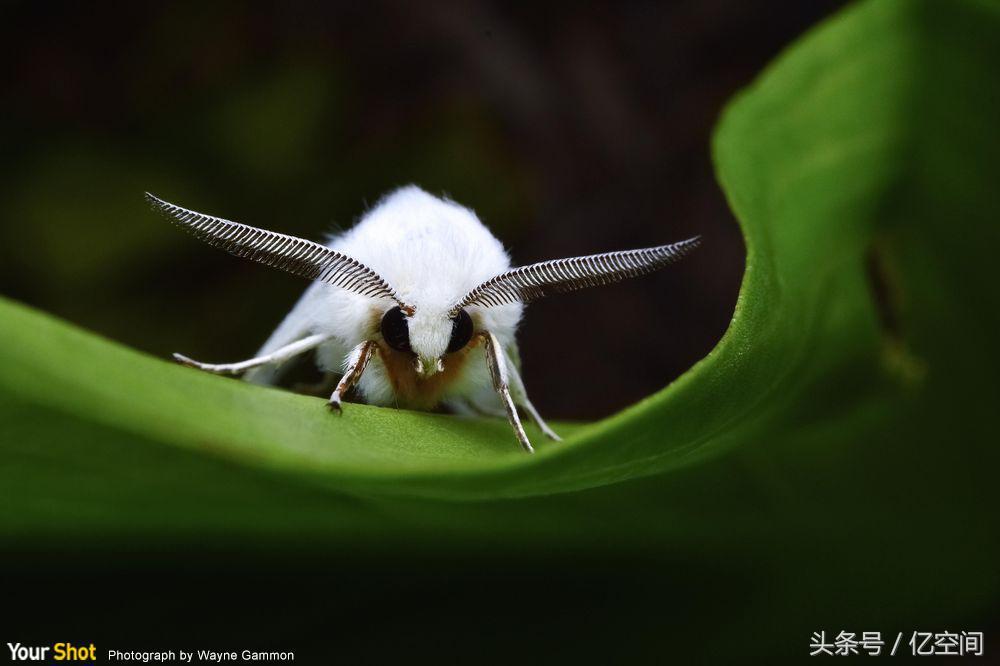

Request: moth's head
left=378, top=304, right=474, bottom=377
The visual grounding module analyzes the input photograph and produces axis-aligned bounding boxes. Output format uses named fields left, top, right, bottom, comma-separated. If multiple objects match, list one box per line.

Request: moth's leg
left=173, top=333, right=330, bottom=376
left=503, top=350, right=561, bottom=441
left=479, top=331, right=533, bottom=453
left=519, top=399, right=561, bottom=441
left=328, top=340, right=377, bottom=413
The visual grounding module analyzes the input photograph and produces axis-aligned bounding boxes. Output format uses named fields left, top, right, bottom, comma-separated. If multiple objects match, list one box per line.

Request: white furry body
left=247, top=186, right=522, bottom=410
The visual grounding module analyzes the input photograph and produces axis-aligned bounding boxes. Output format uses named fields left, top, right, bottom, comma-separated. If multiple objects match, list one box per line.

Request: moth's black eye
left=447, top=309, right=474, bottom=354
left=380, top=306, right=411, bottom=352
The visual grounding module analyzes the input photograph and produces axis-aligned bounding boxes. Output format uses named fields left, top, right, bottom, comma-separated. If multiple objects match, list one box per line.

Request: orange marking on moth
left=376, top=341, right=474, bottom=410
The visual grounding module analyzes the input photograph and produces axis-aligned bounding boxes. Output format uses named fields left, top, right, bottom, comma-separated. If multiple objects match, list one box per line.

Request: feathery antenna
left=451, top=236, right=701, bottom=313
left=146, top=193, right=405, bottom=305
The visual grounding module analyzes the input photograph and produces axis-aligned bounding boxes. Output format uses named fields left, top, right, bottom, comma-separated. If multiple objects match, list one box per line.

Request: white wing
left=243, top=282, right=344, bottom=385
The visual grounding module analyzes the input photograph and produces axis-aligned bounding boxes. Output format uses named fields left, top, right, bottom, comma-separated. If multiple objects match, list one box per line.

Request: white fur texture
left=248, top=185, right=523, bottom=408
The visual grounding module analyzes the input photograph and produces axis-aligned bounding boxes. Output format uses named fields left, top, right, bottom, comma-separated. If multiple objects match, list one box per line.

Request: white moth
left=148, top=186, right=699, bottom=452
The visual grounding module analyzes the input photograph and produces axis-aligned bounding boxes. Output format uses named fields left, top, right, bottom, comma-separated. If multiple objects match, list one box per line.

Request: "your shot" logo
left=7, top=643, right=96, bottom=662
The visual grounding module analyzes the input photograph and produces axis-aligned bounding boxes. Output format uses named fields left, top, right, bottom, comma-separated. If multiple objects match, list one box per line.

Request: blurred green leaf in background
left=1, top=0, right=998, bottom=661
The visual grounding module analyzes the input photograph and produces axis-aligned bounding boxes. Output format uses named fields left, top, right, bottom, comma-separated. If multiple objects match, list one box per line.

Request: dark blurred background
left=0, top=0, right=843, bottom=418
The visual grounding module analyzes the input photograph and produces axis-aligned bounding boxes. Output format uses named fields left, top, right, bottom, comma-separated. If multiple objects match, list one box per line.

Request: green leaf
left=2, top=0, right=998, bottom=656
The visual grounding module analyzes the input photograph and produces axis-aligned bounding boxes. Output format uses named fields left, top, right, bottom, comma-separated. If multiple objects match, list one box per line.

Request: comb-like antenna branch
left=451, top=236, right=701, bottom=313
left=146, top=193, right=406, bottom=306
